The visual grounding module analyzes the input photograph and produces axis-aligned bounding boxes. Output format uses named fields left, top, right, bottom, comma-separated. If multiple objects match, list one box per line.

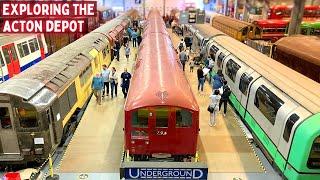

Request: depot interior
left=0, top=0, right=320, bottom=180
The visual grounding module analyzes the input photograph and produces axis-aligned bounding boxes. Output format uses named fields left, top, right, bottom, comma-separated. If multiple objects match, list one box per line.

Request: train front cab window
left=17, top=107, right=38, bottom=128
left=131, top=109, right=148, bottom=138
left=176, top=108, right=192, bottom=128
left=225, top=59, right=241, bottom=82
left=156, top=108, right=168, bottom=128
left=254, top=85, right=284, bottom=125
left=308, top=136, right=320, bottom=169
left=0, top=107, right=12, bottom=129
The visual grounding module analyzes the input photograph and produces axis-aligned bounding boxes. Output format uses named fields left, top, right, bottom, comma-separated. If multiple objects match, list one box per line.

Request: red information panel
left=0, top=1, right=97, bottom=33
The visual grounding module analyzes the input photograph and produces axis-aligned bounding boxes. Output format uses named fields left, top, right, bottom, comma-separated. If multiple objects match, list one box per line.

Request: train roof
left=193, top=24, right=226, bottom=38
left=125, top=13, right=199, bottom=112
left=212, top=16, right=252, bottom=30
left=0, top=12, right=137, bottom=111
left=213, top=35, right=320, bottom=113
left=0, top=34, right=37, bottom=46
left=274, top=35, right=320, bottom=67
left=253, top=19, right=290, bottom=26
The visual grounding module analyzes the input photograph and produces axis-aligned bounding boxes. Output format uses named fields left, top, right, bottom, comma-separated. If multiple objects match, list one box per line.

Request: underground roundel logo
left=156, top=91, right=168, bottom=102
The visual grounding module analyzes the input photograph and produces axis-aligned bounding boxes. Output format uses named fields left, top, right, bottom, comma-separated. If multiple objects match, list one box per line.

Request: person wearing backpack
left=177, top=38, right=186, bottom=52
left=219, top=80, right=231, bottom=116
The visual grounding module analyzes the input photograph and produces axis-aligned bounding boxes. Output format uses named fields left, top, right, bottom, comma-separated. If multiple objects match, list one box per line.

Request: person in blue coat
left=91, top=73, right=104, bottom=105
left=212, top=69, right=224, bottom=91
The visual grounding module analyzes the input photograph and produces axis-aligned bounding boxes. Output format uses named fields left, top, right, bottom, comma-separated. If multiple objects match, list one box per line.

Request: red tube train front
left=124, top=10, right=199, bottom=161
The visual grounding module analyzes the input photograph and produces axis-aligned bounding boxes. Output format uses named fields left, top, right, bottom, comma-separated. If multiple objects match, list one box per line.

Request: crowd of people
left=91, top=21, right=142, bottom=105
left=176, top=31, right=232, bottom=128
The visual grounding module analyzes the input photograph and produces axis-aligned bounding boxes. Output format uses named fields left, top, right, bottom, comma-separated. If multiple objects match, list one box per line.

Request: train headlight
left=145, top=141, right=149, bottom=145
left=131, top=140, right=135, bottom=144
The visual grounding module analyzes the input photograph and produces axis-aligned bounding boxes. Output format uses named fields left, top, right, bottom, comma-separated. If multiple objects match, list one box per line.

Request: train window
left=17, top=41, right=30, bottom=58
left=310, top=28, right=315, bottom=35
left=0, top=107, right=12, bottom=129
left=217, top=52, right=225, bottom=68
left=301, top=28, right=308, bottom=35
left=17, top=44, right=24, bottom=58
left=80, top=65, right=93, bottom=87
left=283, top=113, right=299, bottom=142
left=239, top=73, right=253, bottom=95
left=255, top=27, right=261, bottom=35
left=209, top=45, right=219, bottom=59
left=22, top=42, right=30, bottom=57
left=176, top=109, right=192, bottom=128
left=308, top=136, right=320, bottom=169
left=242, top=27, right=248, bottom=36
left=18, top=108, right=38, bottom=128
left=225, top=59, right=241, bottom=82
left=132, top=109, right=148, bottom=128
left=315, top=29, right=320, bottom=36
left=102, top=49, right=107, bottom=58
left=67, top=83, right=77, bottom=108
left=10, top=46, right=18, bottom=60
left=2, top=49, right=11, bottom=64
left=254, top=85, right=284, bottom=125
left=156, top=108, right=168, bottom=128
left=0, top=52, right=5, bottom=66
left=28, top=38, right=39, bottom=53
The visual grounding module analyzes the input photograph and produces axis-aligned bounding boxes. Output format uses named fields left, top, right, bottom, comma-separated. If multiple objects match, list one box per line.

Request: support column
left=163, top=0, right=166, bottom=17
left=234, top=0, right=238, bottom=18
left=261, top=0, right=270, bottom=19
left=224, top=0, right=229, bottom=16
left=243, top=1, right=250, bottom=21
left=288, top=0, right=306, bottom=36
left=143, top=0, right=146, bottom=19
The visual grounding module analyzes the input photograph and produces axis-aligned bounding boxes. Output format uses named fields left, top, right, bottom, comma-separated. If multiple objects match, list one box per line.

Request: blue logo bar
left=125, top=168, right=208, bottom=179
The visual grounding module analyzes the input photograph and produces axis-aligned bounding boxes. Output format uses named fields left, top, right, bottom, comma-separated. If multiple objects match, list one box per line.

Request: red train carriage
left=253, top=19, right=289, bottom=42
left=124, top=10, right=199, bottom=161
left=268, top=5, right=320, bottom=19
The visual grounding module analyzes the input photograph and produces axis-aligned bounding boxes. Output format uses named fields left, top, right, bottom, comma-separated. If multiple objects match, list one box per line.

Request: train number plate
left=156, top=130, right=167, bottom=136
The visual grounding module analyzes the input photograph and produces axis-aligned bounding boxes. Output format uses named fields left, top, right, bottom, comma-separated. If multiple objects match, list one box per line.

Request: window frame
left=282, top=113, right=299, bottom=142
left=21, top=41, right=30, bottom=57
left=155, top=108, right=169, bottom=128
left=239, top=73, right=253, bottom=95
left=131, top=108, right=149, bottom=128
left=17, top=107, right=39, bottom=128
left=175, top=108, right=192, bottom=128
left=254, top=85, right=284, bottom=125
left=225, top=59, right=241, bottom=82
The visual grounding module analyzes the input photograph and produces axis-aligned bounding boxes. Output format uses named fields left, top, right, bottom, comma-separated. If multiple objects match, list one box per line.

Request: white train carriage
left=0, top=34, right=48, bottom=82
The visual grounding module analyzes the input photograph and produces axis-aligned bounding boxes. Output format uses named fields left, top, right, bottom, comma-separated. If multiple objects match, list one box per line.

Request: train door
left=0, top=103, right=20, bottom=154
left=150, top=107, right=173, bottom=154
left=2, top=44, right=20, bottom=78
left=237, top=68, right=260, bottom=118
left=0, top=51, right=6, bottom=83
left=277, top=108, right=311, bottom=160
left=222, top=56, right=248, bottom=112
left=37, top=34, right=45, bottom=60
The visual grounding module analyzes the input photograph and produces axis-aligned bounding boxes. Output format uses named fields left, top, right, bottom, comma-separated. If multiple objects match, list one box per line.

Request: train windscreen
left=308, top=136, right=320, bottom=169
